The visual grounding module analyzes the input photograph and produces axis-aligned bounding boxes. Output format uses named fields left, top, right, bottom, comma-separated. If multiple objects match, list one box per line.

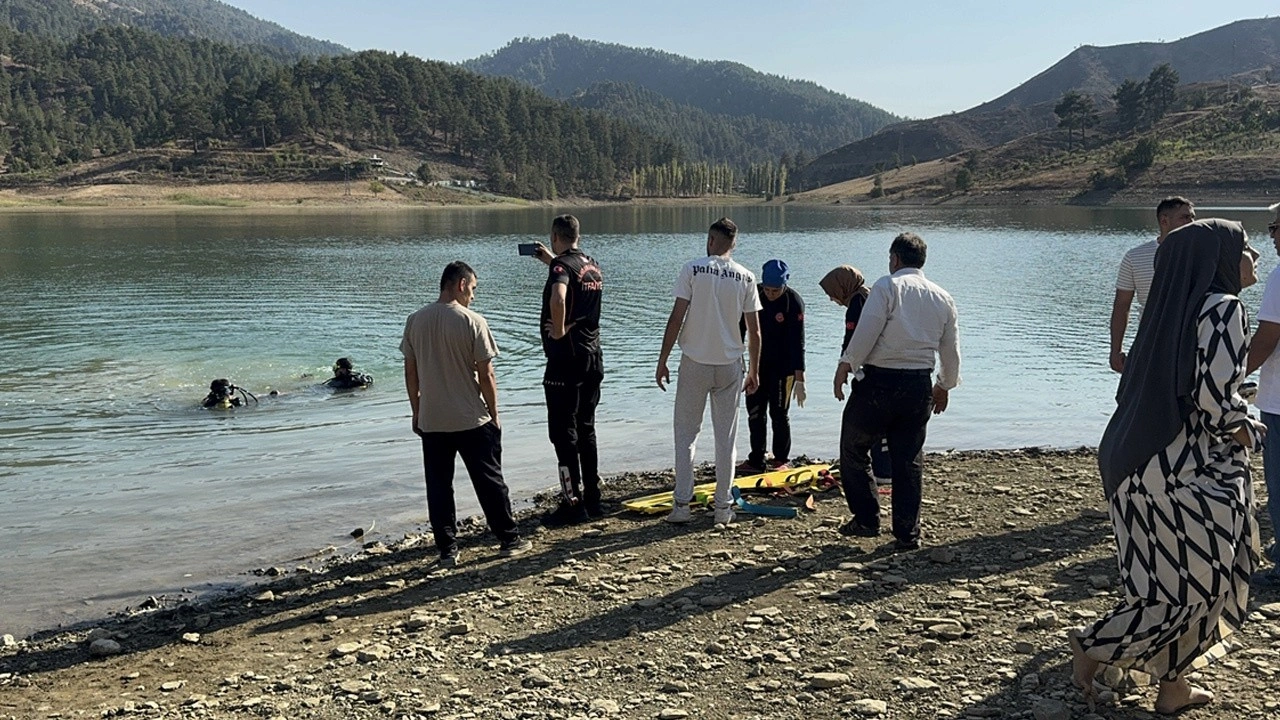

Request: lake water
left=1, top=203, right=1273, bottom=637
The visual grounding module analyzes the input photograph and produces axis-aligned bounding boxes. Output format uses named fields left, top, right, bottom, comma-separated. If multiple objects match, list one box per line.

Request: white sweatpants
left=673, top=355, right=744, bottom=509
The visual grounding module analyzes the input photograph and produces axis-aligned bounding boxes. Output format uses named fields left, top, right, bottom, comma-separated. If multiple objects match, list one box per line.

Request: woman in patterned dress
left=1075, top=219, right=1265, bottom=714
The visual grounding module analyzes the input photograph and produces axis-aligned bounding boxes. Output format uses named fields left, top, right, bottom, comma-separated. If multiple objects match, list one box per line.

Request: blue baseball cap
left=762, top=259, right=789, bottom=287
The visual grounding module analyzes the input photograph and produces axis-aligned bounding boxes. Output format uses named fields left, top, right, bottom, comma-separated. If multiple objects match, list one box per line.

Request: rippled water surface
left=1, top=204, right=1271, bottom=635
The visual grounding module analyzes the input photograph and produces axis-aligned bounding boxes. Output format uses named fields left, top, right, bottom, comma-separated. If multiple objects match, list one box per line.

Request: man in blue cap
left=739, top=258, right=806, bottom=473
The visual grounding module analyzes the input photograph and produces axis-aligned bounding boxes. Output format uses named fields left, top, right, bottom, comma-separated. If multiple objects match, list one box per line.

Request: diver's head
left=210, top=378, right=232, bottom=394
left=333, top=357, right=353, bottom=377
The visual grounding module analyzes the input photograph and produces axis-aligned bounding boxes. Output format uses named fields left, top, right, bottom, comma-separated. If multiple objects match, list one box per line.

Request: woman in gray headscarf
left=1072, top=219, right=1264, bottom=714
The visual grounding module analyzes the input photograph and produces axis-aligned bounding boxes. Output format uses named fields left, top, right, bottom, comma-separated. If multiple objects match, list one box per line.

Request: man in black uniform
left=739, top=259, right=806, bottom=473
left=531, top=214, right=605, bottom=525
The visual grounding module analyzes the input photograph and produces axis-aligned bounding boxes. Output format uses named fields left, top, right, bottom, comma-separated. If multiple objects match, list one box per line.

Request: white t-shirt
left=1255, top=265, right=1280, bottom=414
left=674, top=255, right=763, bottom=365
left=1116, top=239, right=1159, bottom=308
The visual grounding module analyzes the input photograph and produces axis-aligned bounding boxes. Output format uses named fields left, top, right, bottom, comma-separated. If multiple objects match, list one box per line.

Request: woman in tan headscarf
left=819, top=265, right=890, bottom=481
left=819, top=265, right=869, bottom=351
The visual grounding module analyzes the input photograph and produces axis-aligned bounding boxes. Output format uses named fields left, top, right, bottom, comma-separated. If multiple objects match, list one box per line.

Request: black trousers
left=746, top=372, right=793, bottom=466
left=420, top=421, right=519, bottom=553
left=839, top=366, right=934, bottom=543
left=544, top=352, right=604, bottom=505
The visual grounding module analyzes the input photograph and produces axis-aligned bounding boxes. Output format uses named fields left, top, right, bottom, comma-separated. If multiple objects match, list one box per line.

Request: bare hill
left=803, top=17, right=1280, bottom=189
left=795, top=82, right=1280, bottom=207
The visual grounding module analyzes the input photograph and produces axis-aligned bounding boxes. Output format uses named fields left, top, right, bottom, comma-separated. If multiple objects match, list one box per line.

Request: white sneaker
left=664, top=504, right=692, bottom=524
left=713, top=506, right=735, bottom=526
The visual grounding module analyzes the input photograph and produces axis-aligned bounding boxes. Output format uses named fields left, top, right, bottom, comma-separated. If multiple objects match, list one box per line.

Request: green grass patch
left=164, top=193, right=247, bottom=207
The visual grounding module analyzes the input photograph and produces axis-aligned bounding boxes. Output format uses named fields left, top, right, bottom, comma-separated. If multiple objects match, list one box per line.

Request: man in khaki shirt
left=402, top=261, right=530, bottom=566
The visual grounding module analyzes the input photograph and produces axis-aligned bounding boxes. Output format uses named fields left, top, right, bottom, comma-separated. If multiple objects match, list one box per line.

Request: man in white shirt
left=1245, top=202, right=1280, bottom=586
left=1109, top=197, right=1196, bottom=372
left=833, top=232, right=960, bottom=551
left=656, top=218, right=762, bottom=526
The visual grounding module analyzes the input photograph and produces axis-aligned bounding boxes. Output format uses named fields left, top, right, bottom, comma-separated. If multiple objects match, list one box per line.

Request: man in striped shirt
left=1108, top=196, right=1196, bottom=373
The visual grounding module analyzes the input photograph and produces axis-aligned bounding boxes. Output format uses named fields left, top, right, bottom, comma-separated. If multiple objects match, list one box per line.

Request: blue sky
left=223, top=0, right=1277, bottom=118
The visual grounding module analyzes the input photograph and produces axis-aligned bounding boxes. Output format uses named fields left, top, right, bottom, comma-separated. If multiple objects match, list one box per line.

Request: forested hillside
left=0, top=24, right=681, bottom=198
left=0, top=0, right=346, bottom=58
left=465, top=35, right=899, bottom=168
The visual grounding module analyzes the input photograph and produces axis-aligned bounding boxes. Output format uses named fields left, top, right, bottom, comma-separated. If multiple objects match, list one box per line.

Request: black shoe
left=437, top=550, right=459, bottom=568
left=585, top=501, right=605, bottom=519
left=499, top=538, right=533, bottom=557
left=540, top=502, right=589, bottom=528
left=838, top=519, right=880, bottom=538
left=894, top=537, right=921, bottom=551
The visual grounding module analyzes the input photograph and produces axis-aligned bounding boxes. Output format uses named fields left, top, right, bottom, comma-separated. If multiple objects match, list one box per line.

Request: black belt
left=863, top=365, right=932, bottom=377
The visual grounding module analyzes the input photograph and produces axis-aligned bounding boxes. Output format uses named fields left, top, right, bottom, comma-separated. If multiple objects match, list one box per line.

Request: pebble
left=331, top=642, right=363, bottom=657
left=552, top=573, right=579, bottom=586
left=591, top=698, right=620, bottom=714
left=338, top=679, right=371, bottom=694
left=807, top=672, right=850, bottom=689
left=522, top=673, right=553, bottom=688
left=1031, top=698, right=1071, bottom=720
left=253, top=590, right=276, bottom=603
left=852, top=698, right=888, bottom=716
left=356, top=644, right=392, bottom=662
left=928, top=623, right=965, bottom=640
left=444, top=622, right=473, bottom=636
left=181, top=633, right=201, bottom=644
left=930, top=547, right=957, bottom=564
left=1, top=634, right=16, bottom=647
left=1033, top=610, right=1059, bottom=629
left=88, top=639, right=122, bottom=657
left=657, top=709, right=690, bottom=719
left=897, top=676, right=940, bottom=692
left=1259, top=603, right=1280, bottom=620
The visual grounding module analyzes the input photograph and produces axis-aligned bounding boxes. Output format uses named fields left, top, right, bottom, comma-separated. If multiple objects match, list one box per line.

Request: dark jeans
left=420, top=421, right=519, bottom=554
left=544, top=352, right=604, bottom=506
left=871, top=439, right=892, bottom=479
left=746, top=372, right=793, bottom=465
left=839, top=366, right=934, bottom=544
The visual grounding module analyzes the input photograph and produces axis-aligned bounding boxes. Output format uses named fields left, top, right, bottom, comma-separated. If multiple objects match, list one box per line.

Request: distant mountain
left=0, top=0, right=347, bottom=58
left=464, top=34, right=900, bottom=167
left=803, top=17, right=1280, bottom=188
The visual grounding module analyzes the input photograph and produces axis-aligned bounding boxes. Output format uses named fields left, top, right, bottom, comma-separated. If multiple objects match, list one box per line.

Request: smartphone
left=517, top=243, right=539, bottom=256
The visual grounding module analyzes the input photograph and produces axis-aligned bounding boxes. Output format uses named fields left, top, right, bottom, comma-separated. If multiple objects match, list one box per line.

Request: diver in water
left=202, top=378, right=256, bottom=409
left=325, top=357, right=373, bottom=390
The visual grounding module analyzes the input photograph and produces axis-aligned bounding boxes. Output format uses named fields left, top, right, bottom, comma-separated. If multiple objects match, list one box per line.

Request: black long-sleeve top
left=755, top=285, right=806, bottom=376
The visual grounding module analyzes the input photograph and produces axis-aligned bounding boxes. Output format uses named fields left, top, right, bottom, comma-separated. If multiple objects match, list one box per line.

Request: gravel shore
left=2, top=448, right=1278, bottom=719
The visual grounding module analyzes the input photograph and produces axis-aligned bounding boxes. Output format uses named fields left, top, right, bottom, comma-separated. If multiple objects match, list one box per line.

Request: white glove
left=793, top=381, right=807, bottom=408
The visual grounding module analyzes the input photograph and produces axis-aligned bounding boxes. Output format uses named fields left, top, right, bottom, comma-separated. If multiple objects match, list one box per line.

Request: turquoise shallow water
left=0, top=204, right=1272, bottom=636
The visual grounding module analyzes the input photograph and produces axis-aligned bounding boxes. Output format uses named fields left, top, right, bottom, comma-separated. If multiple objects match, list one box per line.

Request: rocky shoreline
left=2, top=448, right=1277, bottom=719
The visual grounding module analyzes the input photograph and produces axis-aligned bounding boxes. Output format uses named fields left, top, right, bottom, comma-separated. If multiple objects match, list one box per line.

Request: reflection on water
left=0, top=204, right=1272, bottom=636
